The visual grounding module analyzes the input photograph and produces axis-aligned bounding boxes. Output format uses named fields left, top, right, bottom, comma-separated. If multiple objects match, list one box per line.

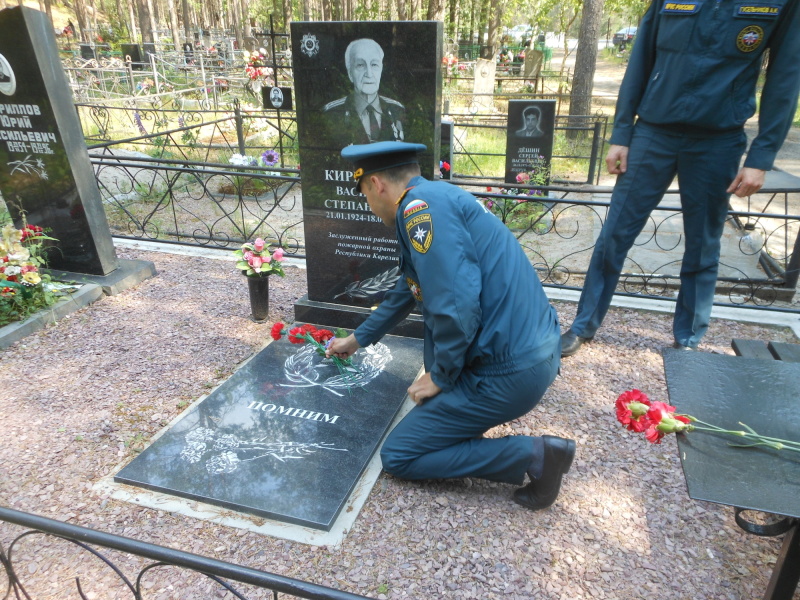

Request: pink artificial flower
left=516, top=172, right=531, bottom=184
left=254, top=238, right=265, bottom=252
left=243, top=250, right=254, bottom=261
left=273, top=247, right=285, bottom=261
left=250, top=256, right=263, bottom=268
left=262, top=253, right=271, bottom=263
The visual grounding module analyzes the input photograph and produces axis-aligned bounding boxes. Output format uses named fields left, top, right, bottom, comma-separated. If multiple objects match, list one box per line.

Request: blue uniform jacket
left=354, top=176, right=560, bottom=393
left=611, top=0, right=800, bottom=171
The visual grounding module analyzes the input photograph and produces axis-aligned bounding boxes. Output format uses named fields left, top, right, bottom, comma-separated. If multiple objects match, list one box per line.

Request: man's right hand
left=325, top=334, right=361, bottom=360
left=606, top=145, right=629, bottom=175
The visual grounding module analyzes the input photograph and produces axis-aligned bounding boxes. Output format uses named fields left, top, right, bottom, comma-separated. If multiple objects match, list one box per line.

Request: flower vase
left=246, top=275, right=270, bottom=322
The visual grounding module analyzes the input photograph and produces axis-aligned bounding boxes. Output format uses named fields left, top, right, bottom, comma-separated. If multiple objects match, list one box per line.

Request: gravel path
left=1, top=247, right=799, bottom=599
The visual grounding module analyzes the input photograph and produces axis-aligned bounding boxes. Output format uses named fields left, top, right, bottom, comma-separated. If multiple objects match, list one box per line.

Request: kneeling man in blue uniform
left=327, top=141, right=574, bottom=511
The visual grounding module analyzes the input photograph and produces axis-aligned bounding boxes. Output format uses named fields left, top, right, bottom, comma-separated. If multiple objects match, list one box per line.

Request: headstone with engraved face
left=504, top=99, right=556, bottom=186
left=0, top=7, right=118, bottom=275
left=116, top=333, right=424, bottom=531
left=290, top=21, right=442, bottom=333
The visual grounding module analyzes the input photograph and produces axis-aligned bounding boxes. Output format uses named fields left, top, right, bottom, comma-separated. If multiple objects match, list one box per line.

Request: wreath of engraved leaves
left=333, top=266, right=401, bottom=299
left=283, top=342, right=391, bottom=390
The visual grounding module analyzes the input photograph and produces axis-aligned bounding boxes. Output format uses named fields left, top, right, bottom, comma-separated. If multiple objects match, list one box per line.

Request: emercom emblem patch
left=406, top=213, right=433, bottom=253
left=406, top=277, right=423, bottom=302
left=736, top=25, right=764, bottom=52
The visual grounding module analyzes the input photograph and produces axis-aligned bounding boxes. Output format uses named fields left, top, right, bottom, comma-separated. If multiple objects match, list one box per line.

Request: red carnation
left=270, top=322, right=285, bottom=341
left=288, top=327, right=306, bottom=344
left=615, top=389, right=652, bottom=432
left=312, top=328, right=334, bottom=344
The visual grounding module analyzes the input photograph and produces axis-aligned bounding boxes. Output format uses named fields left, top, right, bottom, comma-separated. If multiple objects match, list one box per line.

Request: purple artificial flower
left=261, top=150, right=280, bottom=167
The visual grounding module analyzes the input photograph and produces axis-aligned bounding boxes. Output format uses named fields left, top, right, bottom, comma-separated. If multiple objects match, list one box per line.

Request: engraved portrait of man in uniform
left=323, top=38, right=405, bottom=145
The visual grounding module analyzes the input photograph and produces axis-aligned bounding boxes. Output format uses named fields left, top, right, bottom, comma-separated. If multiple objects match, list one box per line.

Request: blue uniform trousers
left=571, top=122, right=747, bottom=347
left=380, top=351, right=560, bottom=486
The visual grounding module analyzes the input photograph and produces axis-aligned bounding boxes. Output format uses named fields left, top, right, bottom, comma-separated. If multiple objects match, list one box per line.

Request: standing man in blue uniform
left=561, top=0, right=800, bottom=356
left=328, top=141, right=574, bottom=511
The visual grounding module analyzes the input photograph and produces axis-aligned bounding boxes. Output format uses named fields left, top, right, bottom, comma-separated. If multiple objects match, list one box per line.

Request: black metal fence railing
left=0, top=506, right=369, bottom=600
left=79, top=103, right=799, bottom=311
left=462, top=180, right=800, bottom=309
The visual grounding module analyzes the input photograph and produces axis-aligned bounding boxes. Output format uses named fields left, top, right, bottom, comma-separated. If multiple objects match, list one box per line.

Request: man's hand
left=606, top=145, right=629, bottom=175
left=727, top=167, right=766, bottom=198
left=407, top=372, right=442, bottom=405
left=325, top=334, right=360, bottom=360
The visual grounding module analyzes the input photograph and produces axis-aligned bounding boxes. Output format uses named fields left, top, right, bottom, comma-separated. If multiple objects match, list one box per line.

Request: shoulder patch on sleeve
left=405, top=213, right=433, bottom=253
left=403, top=199, right=428, bottom=218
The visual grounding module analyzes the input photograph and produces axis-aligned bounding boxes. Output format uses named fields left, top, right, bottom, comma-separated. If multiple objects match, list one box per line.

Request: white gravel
left=1, top=247, right=798, bottom=600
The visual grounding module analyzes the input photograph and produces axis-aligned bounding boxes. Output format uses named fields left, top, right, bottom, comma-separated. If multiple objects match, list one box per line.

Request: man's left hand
left=727, top=167, right=766, bottom=198
left=407, top=372, right=441, bottom=405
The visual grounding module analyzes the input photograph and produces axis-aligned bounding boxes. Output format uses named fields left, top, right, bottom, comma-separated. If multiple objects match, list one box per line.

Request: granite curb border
left=0, top=283, right=104, bottom=349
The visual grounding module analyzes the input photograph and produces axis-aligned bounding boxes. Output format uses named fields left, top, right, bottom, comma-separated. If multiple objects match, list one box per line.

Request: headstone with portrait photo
left=504, top=99, right=556, bottom=186
left=262, top=86, right=292, bottom=110
left=291, top=21, right=442, bottom=334
left=0, top=7, right=154, bottom=292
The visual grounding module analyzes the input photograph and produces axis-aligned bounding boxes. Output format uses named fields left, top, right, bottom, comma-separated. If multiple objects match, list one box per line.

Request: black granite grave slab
left=291, top=22, right=442, bottom=310
left=116, top=333, right=423, bottom=531
left=0, top=7, right=118, bottom=276
left=504, top=99, right=556, bottom=185
left=663, top=349, right=800, bottom=519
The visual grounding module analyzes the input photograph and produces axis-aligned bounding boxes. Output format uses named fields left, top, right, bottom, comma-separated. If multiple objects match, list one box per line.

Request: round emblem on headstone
left=301, top=33, right=320, bottom=57
left=736, top=25, right=763, bottom=52
left=0, top=54, right=16, bottom=96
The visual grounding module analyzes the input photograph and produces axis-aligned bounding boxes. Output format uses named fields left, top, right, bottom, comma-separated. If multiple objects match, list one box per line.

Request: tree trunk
left=409, top=0, right=420, bottom=20
left=282, top=0, right=290, bottom=30
left=44, top=0, right=53, bottom=26
left=127, top=0, right=138, bottom=41
left=230, top=0, right=242, bottom=49
left=168, top=0, right=181, bottom=46
left=448, top=0, right=457, bottom=39
left=569, top=0, right=605, bottom=137
left=395, top=0, right=406, bottom=20
left=481, top=0, right=500, bottom=59
left=136, top=0, right=154, bottom=43
left=241, top=0, right=251, bottom=36
left=74, top=0, right=89, bottom=42
left=426, top=0, right=444, bottom=21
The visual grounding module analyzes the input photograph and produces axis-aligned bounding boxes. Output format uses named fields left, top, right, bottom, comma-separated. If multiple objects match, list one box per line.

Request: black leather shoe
left=561, top=329, right=592, bottom=357
left=672, top=342, right=696, bottom=351
left=513, top=435, right=576, bottom=511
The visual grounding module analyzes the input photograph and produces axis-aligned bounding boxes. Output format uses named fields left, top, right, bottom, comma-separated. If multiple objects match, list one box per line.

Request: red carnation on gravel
left=615, top=389, right=652, bottom=432
left=270, top=322, right=284, bottom=341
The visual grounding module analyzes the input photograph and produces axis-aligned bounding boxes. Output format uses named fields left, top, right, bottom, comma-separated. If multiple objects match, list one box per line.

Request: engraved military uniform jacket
left=323, top=93, right=405, bottom=145
left=354, top=176, right=560, bottom=393
left=611, top=0, right=800, bottom=171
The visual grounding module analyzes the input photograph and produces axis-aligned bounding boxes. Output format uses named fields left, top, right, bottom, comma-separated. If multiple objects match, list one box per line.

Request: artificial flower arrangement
left=481, top=157, right=551, bottom=229
left=243, top=48, right=275, bottom=85
left=234, top=238, right=286, bottom=278
left=616, top=389, right=800, bottom=452
left=439, top=160, right=451, bottom=178
left=222, top=150, right=282, bottom=196
left=0, top=218, right=58, bottom=326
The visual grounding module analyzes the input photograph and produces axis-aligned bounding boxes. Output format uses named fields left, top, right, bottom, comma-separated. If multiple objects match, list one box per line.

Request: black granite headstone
left=121, top=43, right=143, bottom=70
left=0, top=7, right=118, bottom=275
left=262, top=86, right=292, bottom=110
left=504, top=99, right=556, bottom=185
left=290, top=22, right=442, bottom=331
left=79, top=43, right=95, bottom=60
left=116, top=333, right=423, bottom=531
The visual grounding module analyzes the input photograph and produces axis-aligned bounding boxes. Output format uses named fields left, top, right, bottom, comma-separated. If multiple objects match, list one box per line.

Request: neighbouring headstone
left=505, top=99, right=556, bottom=185
left=116, top=333, right=424, bottom=531
left=471, top=58, right=496, bottom=113
left=121, top=43, right=144, bottom=70
left=262, top=86, right=292, bottom=111
left=291, top=21, right=442, bottom=333
left=0, top=7, right=154, bottom=292
left=523, top=49, right=544, bottom=79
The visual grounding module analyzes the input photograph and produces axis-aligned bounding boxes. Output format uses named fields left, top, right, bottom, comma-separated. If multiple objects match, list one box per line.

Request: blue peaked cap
left=341, top=141, right=427, bottom=191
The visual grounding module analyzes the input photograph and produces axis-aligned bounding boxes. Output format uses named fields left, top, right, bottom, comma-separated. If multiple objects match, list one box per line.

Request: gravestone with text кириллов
left=290, top=21, right=442, bottom=334
left=0, top=7, right=154, bottom=292
left=116, top=333, right=424, bottom=531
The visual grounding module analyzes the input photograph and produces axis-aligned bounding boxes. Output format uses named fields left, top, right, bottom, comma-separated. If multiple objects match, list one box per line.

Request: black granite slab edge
left=294, top=295, right=424, bottom=339
left=43, top=258, right=157, bottom=296
left=663, top=349, right=800, bottom=519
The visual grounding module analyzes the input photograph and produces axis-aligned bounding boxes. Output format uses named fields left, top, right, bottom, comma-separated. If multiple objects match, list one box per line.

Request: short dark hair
left=523, top=105, right=541, bottom=119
